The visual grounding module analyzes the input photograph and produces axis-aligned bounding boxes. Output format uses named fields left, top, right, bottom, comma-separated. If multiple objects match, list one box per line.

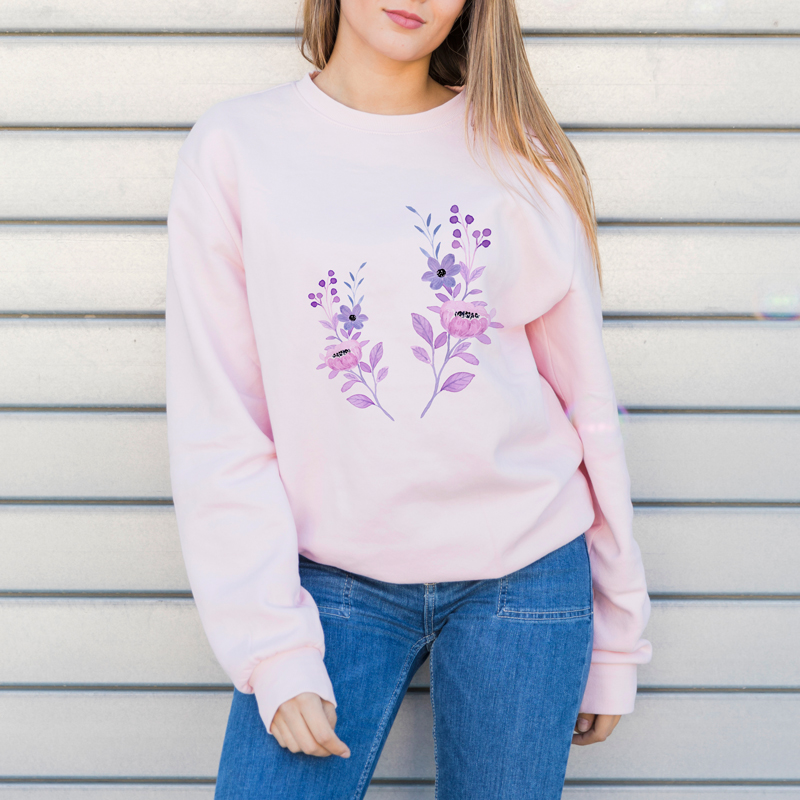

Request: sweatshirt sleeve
left=165, top=153, right=337, bottom=736
left=525, top=211, right=653, bottom=715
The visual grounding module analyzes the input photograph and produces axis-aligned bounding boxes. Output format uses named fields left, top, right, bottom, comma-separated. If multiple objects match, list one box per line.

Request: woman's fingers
left=272, top=715, right=300, bottom=753
left=322, top=698, right=338, bottom=728
left=279, top=701, right=331, bottom=756
left=575, top=712, right=594, bottom=733
left=572, top=713, right=621, bottom=745
left=271, top=693, right=351, bottom=758
left=304, top=697, right=351, bottom=758
left=269, top=718, right=285, bottom=747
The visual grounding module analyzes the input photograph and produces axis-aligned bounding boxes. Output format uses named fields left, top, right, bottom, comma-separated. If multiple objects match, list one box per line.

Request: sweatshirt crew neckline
left=293, top=70, right=466, bottom=133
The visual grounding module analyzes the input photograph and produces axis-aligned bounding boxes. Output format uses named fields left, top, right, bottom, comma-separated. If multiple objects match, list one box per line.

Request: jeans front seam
left=423, top=583, right=436, bottom=641
left=352, top=634, right=433, bottom=800
left=430, top=636, right=439, bottom=800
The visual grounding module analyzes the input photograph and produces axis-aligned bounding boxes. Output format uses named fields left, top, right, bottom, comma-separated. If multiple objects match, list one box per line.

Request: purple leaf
left=359, top=361, right=372, bottom=373
left=440, top=372, right=475, bottom=393
left=451, top=340, right=471, bottom=356
left=465, top=289, right=483, bottom=296
left=344, top=371, right=360, bottom=381
left=435, top=293, right=450, bottom=303
left=453, top=282, right=462, bottom=298
left=316, top=363, right=327, bottom=370
left=469, top=266, right=486, bottom=282
left=352, top=331, right=361, bottom=339
left=411, top=313, right=434, bottom=344
left=476, top=333, right=492, bottom=344
left=459, top=261, right=469, bottom=280
left=454, top=352, right=480, bottom=365
left=325, top=335, right=337, bottom=340
left=347, top=394, right=375, bottom=409
left=427, top=305, right=442, bottom=313
left=489, top=321, right=504, bottom=328
left=377, top=367, right=389, bottom=382
left=341, top=380, right=358, bottom=392
left=434, top=332, right=447, bottom=349
left=473, top=300, right=488, bottom=306
left=411, top=346, right=431, bottom=364
left=319, top=320, right=334, bottom=330
left=328, top=370, right=338, bottom=379
left=369, top=342, right=383, bottom=368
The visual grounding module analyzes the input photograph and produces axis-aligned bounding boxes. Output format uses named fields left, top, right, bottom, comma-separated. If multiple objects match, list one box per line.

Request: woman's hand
left=269, top=692, right=352, bottom=758
left=572, top=713, right=621, bottom=745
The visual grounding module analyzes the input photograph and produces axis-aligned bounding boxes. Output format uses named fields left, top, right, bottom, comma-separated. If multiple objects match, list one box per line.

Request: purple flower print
left=439, top=300, right=490, bottom=338
left=421, top=253, right=460, bottom=290
left=309, top=262, right=394, bottom=421
left=337, top=303, right=368, bottom=332
left=407, top=204, right=505, bottom=418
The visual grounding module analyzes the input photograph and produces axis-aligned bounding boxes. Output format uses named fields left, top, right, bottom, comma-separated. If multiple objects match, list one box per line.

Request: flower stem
left=420, top=335, right=453, bottom=418
left=356, top=363, right=394, bottom=421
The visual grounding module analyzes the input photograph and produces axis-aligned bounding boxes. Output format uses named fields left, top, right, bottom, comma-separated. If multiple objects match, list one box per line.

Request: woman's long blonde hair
left=299, top=0, right=603, bottom=289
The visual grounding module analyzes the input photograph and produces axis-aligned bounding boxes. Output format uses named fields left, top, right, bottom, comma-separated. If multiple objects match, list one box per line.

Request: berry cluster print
left=309, top=263, right=394, bottom=421
left=408, top=204, right=503, bottom=418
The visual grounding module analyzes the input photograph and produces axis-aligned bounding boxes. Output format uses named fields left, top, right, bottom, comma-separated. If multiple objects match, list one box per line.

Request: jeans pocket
left=496, top=532, right=593, bottom=622
left=299, top=554, right=354, bottom=619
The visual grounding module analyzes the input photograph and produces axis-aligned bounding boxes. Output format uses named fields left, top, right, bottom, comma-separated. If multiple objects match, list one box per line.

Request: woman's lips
left=384, top=9, right=424, bottom=29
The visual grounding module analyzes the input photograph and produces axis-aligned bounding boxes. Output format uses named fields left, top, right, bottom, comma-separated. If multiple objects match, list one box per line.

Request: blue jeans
left=215, top=532, right=593, bottom=799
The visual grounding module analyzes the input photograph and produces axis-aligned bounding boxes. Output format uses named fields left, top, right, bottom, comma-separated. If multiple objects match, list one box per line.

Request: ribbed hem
left=293, top=70, right=466, bottom=133
left=248, top=646, right=337, bottom=736
left=578, top=662, right=639, bottom=715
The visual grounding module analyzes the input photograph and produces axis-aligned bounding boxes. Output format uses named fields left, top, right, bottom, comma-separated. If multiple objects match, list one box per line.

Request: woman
left=165, top=0, right=653, bottom=796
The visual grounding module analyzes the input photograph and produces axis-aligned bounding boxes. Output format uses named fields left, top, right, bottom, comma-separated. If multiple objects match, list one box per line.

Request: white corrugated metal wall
left=1, top=0, right=799, bottom=796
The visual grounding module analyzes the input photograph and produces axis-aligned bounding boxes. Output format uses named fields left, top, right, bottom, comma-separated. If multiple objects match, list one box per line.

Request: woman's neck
left=309, top=16, right=458, bottom=116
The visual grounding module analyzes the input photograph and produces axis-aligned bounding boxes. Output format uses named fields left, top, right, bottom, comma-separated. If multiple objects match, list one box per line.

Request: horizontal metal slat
left=2, top=0, right=799, bottom=33
left=0, top=598, right=796, bottom=687
left=0, top=412, right=796, bottom=501
left=2, top=37, right=800, bottom=127
left=2, top=506, right=797, bottom=595
left=2, top=318, right=798, bottom=407
left=3, top=225, right=798, bottom=317
left=1, top=787, right=799, bottom=800
left=3, top=132, right=800, bottom=222
left=0, top=691, right=797, bottom=779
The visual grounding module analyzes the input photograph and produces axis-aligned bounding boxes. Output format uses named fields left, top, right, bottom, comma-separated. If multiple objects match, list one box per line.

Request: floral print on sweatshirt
left=407, top=204, right=503, bottom=418
left=309, top=263, right=394, bottom=421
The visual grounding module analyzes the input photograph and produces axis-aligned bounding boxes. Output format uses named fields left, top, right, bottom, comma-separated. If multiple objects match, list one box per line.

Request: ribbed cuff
left=578, top=662, right=638, bottom=715
left=248, top=646, right=337, bottom=736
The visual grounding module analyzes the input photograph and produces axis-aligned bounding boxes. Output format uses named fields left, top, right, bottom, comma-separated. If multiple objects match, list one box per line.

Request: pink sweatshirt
left=165, top=70, right=653, bottom=736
